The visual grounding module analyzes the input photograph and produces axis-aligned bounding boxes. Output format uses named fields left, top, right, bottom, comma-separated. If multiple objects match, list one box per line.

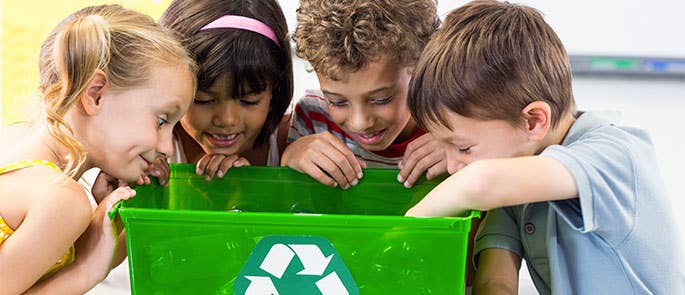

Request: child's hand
left=91, top=171, right=129, bottom=204
left=397, top=133, right=448, bottom=188
left=281, top=132, right=365, bottom=189
left=74, top=186, right=136, bottom=283
left=195, top=153, right=250, bottom=181
left=146, top=155, right=170, bottom=186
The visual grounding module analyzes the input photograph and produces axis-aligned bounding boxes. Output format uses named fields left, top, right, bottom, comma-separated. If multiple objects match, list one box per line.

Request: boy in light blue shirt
left=405, top=0, right=685, bottom=293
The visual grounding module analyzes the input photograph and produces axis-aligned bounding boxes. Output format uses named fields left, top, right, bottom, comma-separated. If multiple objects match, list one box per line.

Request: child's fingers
left=233, top=157, right=251, bottom=167
left=104, top=186, right=137, bottom=209
left=399, top=134, right=431, bottom=169
left=206, top=154, right=238, bottom=180
left=135, top=175, right=150, bottom=186
left=402, top=153, right=442, bottom=188
left=201, top=154, right=224, bottom=180
left=149, top=157, right=171, bottom=186
left=216, top=155, right=241, bottom=178
left=300, top=161, right=337, bottom=187
left=159, top=170, right=169, bottom=186
left=195, top=156, right=210, bottom=176
left=314, top=134, right=360, bottom=186
left=357, top=157, right=367, bottom=170
left=425, top=159, right=447, bottom=181
left=398, top=141, right=433, bottom=183
left=320, top=147, right=358, bottom=188
left=310, top=152, right=352, bottom=189
left=159, top=159, right=170, bottom=186
left=113, top=186, right=136, bottom=199
left=324, top=133, right=363, bottom=179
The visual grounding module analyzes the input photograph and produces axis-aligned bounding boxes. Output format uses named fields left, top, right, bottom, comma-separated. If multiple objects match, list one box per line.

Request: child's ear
left=521, top=101, right=552, bottom=141
left=80, top=69, right=108, bottom=116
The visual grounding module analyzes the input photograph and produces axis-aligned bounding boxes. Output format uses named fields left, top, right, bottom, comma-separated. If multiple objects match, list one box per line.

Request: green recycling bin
left=115, top=164, right=479, bottom=294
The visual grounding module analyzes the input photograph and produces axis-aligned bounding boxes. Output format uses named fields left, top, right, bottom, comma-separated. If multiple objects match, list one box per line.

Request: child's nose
left=349, top=110, right=374, bottom=132
left=212, top=103, right=240, bottom=127
left=157, top=131, right=175, bottom=157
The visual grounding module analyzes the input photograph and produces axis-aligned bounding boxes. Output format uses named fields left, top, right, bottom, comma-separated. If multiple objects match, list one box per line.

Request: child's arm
left=406, top=156, right=577, bottom=217
left=0, top=183, right=92, bottom=294
left=3, top=185, right=135, bottom=294
left=473, top=249, right=521, bottom=295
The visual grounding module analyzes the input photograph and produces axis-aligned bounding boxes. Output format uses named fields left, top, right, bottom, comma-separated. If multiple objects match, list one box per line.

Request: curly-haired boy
left=283, top=0, right=444, bottom=189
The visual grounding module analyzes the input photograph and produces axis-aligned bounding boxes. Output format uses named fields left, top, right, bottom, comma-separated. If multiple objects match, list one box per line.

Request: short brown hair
left=294, top=0, right=440, bottom=80
left=408, top=0, right=575, bottom=130
left=160, top=0, right=293, bottom=147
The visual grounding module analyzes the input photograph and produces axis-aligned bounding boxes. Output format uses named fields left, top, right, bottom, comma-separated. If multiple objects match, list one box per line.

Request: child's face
left=180, top=75, right=272, bottom=156
left=91, top=64, right=194, bottom=182
left=428, top=112, right=537, bottom=174
left=318, top=56, right=416, bottom=151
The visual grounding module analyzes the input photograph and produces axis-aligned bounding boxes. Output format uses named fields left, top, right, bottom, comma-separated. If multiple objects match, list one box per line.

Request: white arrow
left=316, top=272, right=349, bottom=295
left=244, top=276, right=279, bottom=295
left=260, top=244, right=295, bottom=279
left=289, top=244, right=333, bottom=276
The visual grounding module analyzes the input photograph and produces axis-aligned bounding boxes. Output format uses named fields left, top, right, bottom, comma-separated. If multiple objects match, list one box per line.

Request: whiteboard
left=279, top=0, right=685, bottom=58
left=437, top=0, right=685, bottom=58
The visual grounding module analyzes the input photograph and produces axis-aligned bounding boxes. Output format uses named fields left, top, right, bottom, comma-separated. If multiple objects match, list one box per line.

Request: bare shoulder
left=0, top=122, right=34, bottom=142
left=0, top=168, right=91, bottom=230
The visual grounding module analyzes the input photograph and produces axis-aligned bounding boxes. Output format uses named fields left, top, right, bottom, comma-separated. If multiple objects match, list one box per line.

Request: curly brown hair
left=294, top=0, right=440, bottom=80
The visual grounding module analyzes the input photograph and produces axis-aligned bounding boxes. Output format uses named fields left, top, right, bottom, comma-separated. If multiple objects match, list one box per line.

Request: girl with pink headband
left=94, top=2, right=292, bottom=291
left=150, top=0, right=293, bottom=182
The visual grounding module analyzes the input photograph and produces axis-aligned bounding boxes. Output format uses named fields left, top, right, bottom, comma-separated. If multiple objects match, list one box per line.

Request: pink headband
left=200, top=15, right=281, bottom=48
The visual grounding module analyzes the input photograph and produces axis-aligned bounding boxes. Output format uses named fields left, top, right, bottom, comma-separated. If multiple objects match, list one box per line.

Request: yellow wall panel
left=1, top=0, right=172, bottom=126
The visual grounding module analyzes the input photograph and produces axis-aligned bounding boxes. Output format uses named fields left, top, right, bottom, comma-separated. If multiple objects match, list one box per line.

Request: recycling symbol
left=235, top=235, right=358, bottom=295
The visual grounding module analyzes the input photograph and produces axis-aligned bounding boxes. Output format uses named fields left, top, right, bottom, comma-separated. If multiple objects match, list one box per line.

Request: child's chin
left=360, top=141, right=390, bottom=152
left=119, top=171, right=143, bottom=184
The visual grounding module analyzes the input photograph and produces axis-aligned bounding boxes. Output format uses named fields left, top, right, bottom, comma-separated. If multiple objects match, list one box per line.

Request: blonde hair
left=38, top=4, right=196, bottom=177
left=294, top=0, right=440, bottom=80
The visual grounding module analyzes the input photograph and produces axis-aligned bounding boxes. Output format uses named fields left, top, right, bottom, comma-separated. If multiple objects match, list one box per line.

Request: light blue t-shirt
left=474, top=111, right=685, bottom=294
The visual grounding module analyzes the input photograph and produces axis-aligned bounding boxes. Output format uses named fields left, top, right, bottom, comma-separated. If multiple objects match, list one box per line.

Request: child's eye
left=240, top=99, right=260, bottom=106
left=458, top=146, right=472, bottom=154
left=157, top=117, right=169, bottom=128
left=327, top=100, right=348, bottom=107
left=193, top=98, right=213, bottom=105
left=372, top=96, right=393, bottom=105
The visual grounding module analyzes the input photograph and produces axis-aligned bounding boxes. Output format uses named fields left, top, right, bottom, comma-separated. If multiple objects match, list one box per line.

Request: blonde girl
left=0, top=5, right=196, bottom=293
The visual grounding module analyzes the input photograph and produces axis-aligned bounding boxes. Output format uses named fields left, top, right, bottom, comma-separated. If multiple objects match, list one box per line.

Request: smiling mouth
left=354, top=129, right=386, bottom=145
left=206, top=132, right=241, bottom=147
left=140, top=155, right=152, bottom=166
